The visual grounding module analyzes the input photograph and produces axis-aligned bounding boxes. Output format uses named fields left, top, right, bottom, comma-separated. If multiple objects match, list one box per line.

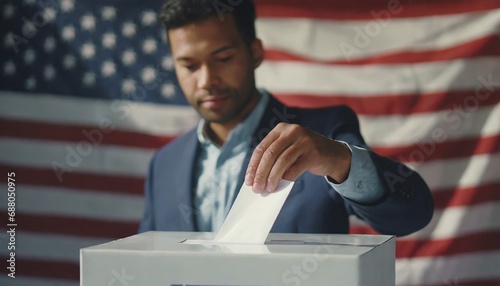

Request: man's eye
left=218, top=56, right=232, bottom=63
left=185, top=64, right=197, bottom=71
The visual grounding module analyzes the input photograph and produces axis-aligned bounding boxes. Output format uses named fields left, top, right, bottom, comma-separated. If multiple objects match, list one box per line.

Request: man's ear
left=250, top=38, right=264, bottom=69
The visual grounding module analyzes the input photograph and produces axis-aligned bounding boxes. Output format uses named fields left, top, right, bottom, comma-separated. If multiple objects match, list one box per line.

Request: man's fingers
left=265, top=145, right=302, bottom=193
left=245, top=123, right=285, bottom=186
left=251, top=137, right=292, bottom=193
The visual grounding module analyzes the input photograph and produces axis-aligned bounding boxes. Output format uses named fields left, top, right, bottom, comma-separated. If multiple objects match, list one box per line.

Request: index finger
left=244, top=124, right=284, bottom=188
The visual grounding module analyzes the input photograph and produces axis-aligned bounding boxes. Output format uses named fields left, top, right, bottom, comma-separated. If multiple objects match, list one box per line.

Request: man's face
left=168, top=16, right=262, bottom=124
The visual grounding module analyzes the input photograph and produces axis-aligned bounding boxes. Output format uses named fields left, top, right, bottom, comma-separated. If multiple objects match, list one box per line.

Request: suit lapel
left=174, top=129, right=199, bottom=231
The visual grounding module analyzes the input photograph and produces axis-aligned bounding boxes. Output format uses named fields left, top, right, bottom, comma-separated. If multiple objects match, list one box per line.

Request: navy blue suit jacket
left=139, top=96, right=433, bottom=236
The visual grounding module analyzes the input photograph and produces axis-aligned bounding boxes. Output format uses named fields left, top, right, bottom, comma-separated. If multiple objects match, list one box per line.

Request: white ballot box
left=80, top=231, right=395, bottom=286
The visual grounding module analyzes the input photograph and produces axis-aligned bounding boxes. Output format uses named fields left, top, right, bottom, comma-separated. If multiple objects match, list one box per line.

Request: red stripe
left=0, top=212, right=139, bottom=239
left=0, top=259, right=79, bottom=281
left=372, top=134, right=500, bottom=163
left=396, top=230, right=500, bottom=258
left=265, top=35, right=500, bottom=65
left=433, top=182, right=500, bottom=209
left=0, top=118, right=174, bottom=149
left=275, top=89, right=500, bottom=116
left=0, top=165, right=145, bottom=196
left=255, top=0, right=500, bottom=20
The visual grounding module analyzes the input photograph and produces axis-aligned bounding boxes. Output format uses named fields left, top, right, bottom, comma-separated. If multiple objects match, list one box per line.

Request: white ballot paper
left=213, top=179, right=294, bottom=244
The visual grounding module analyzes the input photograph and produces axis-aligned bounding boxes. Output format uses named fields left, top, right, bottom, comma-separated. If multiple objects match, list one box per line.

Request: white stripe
left=0, top=184, right=143, bottom=222
left=0, top=277, right=78, bottom=286
left=406, top=201, right=500, bottom=240
left=257, top=57, right=500, bottom=95
left=413, top=153, right=500, bottom=193
left=0, top=91, right=199, bottom=136
left=0, top=138, right=154, bottom=176
left=396, top=251, right=500, bottom=285
left=351, top=201, right=500, bottom=240
left=257, top=9, right=500, bottom=61
left=0, top=231, right=108, bottom=263
left=360, top=104, right=500, bottom=146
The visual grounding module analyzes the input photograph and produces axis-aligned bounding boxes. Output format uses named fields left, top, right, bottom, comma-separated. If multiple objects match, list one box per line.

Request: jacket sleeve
left=320, top=105, right=434, bottom=236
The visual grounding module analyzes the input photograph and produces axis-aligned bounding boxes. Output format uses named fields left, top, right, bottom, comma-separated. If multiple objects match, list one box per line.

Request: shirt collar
left=196, top=89, right=270, bottom=148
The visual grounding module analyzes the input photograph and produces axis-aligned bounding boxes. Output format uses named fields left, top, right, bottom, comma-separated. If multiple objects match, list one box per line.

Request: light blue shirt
left=194, top=90, right=384, bottom=232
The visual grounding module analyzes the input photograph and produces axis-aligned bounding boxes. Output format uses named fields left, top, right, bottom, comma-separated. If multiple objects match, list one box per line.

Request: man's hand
left=245, top=123, right=352, bottom=193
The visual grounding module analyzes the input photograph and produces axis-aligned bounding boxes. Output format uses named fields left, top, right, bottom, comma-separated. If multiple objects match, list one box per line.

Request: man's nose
left=197, top=64, right=220, bottom=90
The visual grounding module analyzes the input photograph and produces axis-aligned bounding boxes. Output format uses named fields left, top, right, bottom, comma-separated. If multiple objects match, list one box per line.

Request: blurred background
left=0, top=0, right=499, bottom=285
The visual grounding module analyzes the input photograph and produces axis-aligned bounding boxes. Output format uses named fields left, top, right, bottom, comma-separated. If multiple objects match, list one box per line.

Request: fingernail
left=253, top=183, right=263, bottom=193
left=265, top=185, right=273, bottom=193
left=245, top=173, right=253, bottom=185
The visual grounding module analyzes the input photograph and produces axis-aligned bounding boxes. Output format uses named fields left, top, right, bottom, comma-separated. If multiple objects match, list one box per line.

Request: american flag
left=0, top=0, right=499, bottom=285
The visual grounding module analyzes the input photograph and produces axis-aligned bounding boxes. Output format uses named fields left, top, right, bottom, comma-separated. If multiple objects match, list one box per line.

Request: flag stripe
left=5, top=185, right=143, bottom=222
left=264, top=35, right=500, bottom=65
left=373, top=134, right=500, bottom=163
left=0, top=165, right=144, bottom=195
left=1, top=118, right=173, bottom=149
left=1, top=212, right=138, bottom=239
left=0, top=138, right=154, bottom=176
left=0, top=92, right=199, bottom=136
left=360, top=105, right=500, bottom=146
left=351, top=202, right=500, bottom=240
left=432, top=182, right=500, bottom=209
left=275, top=89, right=500, bottom=115
left=257, top=9, right=500, bottom=61
left=395, top=251, right=500, bottom=285
left=257, top=58, right=500, bottom=95
left=255, top=0, right=500, bottom=20
left=0, top=260, right=79, bottom=281
left=396, top=230, right=500, bottom=258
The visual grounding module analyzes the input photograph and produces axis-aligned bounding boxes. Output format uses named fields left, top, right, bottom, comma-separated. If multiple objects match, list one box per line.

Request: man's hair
left=160, top=0, right=257, bottom=46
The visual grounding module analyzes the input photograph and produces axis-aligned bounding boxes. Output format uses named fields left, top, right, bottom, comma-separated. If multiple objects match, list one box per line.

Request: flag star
left=4, top=61, right=16, bottom=76
left=62, top=25, right=75, bottom=41
left=122, top=78, right=136, bottom=94
left=141, top=67, right=156, bottom=83
left=121, top=50, right=136, bottom=66
left=101, top=61, right=116, bottom=77
left=162, top=56, right=174, bottom=70
left=83, top=72, right=96, bottom=87
left=142, top=11, right=157, bottom=26
left=122, top=22, right=136, bottom=38
left=43, top=7, right=57, bottom=22
left=26, top=76, right=37, bottom=90
left=24, top=48, right=36, bottom=65
left=81, top=14, right=96, bottom=31
left=61, top=0, right=75, bottom=13
left=44, top=36, right=56, bottom=52
left=3, top=4, right=15, bottom=19
left=142, top=38, right=157, bottom=54
left=63, top=54, right=76, bottom=69
left=44, top=65, right=56, bottom=81
left=102, top=32, right=116, bottom=49
left=101, top=6, right=117, bottom=21
left=81, top=42, right=96, bottom=59
left=161, top=83, right=176, bottom=99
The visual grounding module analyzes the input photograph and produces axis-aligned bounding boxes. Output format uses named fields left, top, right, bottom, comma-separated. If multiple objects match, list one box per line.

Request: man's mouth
left=200, top=94, right=230, bottom=108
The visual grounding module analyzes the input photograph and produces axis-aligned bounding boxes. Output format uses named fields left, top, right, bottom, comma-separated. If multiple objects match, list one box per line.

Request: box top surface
left=82, top=231, right=393, bottom=256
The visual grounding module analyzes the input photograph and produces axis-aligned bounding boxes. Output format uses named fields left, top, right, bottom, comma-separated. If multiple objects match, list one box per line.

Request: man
left=139, top=0, right=433, bottom=236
